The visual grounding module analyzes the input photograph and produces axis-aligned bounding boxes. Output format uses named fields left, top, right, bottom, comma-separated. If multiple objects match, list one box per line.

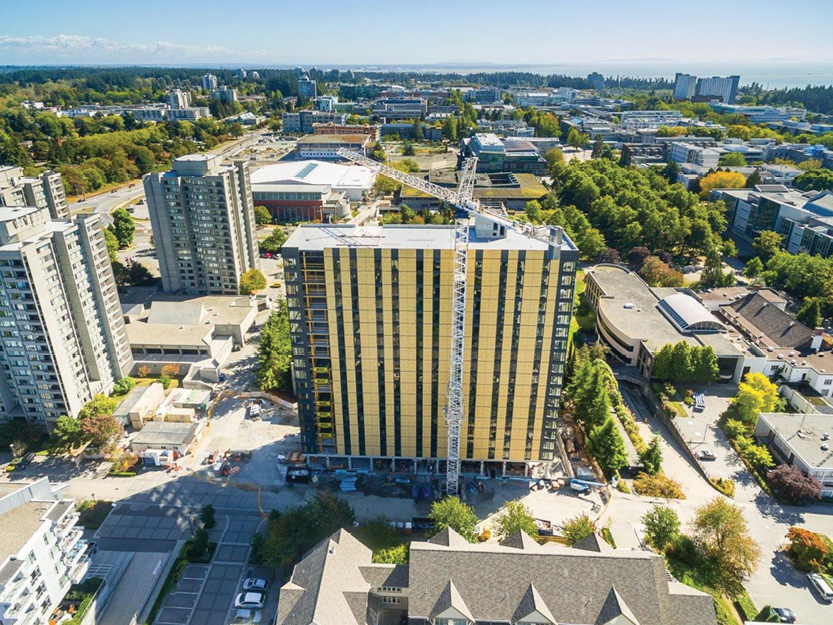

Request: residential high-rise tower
left=144, top=154, right=260, bottom=295
left=0, top=205, right=131, bottom=425
left=283, top=221, right=578, bottom=475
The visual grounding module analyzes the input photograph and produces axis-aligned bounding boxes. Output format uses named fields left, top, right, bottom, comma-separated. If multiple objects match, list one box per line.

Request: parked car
left=770, top=607, right=796, bottom=623
left=234, top=592, right=265, bottom=609
left=232, top=608, right=262, bottom=624
left=243, top=578, right=268, bottom=591
left=17, top=452, right=35, bottom=470
left=807, top=573, right=833, bottom=602
left=696, top=449, right=716, bottom=461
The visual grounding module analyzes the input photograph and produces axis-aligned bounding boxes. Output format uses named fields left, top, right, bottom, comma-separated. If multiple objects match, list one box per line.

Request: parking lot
left=153, top=512, right=277, bottom=625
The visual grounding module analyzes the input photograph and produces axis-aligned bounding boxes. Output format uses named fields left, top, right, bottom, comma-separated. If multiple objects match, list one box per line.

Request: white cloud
left=0, top=34, right=239, bottom=60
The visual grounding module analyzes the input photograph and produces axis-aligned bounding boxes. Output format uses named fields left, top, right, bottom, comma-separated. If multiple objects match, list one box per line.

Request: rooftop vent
left=777, top=354, right=784, bottom=360
left=767, top=346, right=774, bottom=352
left=624, top=303, right=634, bottom=309
left=801, top=361, right=807, bottom=366
left=798, top=431, right=806, bottom=438
left=789, top=352, right=795, bottom=357
left=823, top=433, right=830, bottom=441
left=823, top=444, right=830, bottom=452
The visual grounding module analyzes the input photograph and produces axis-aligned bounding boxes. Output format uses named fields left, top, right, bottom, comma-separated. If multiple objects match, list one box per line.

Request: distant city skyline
left=2, top=0, right=832, bottom=67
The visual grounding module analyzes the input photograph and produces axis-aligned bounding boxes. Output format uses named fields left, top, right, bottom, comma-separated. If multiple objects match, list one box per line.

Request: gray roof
left=408, top=529, right=716, bottom=625
left=277, top=529, right=373, bottom=625
left=131, top=421, right=198, bottom=447
left=283, top=222, right=557, bottom=253
left=758, top=412, right=833, bottom=469
left=727, top=293, right=813, bottom=348
left=573, top=532, right=614, bottom=553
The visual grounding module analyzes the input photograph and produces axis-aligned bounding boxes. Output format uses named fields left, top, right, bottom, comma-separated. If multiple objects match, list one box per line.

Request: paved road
left=599, top=387, right=833, bottom=625
left=70, top=131, right=267, bottom=225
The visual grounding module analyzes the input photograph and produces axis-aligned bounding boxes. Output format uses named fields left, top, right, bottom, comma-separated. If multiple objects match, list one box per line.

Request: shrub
left=562, top=513, right=595, bottom=546
left=249, top=533, right=266, bottom=565
left=113, top=377, right=136, bottom=396
left=373, top=543, right=409, bottom=564
left=735, top=592, right=758, bottom=622
left=616, top=480, right=631, bottom=494
left=722, top=418, right=748, bottom=440
left=137, top=365, right=151, bottom=378
left=200, top=504, right=216, bottom=529
left=77, top=500, right=113, bottom=530
left=710, top=477, right=735, bottom=498
left=160, top=375, right=172, bottom=390
left=633, top=472, right=685, bottom=499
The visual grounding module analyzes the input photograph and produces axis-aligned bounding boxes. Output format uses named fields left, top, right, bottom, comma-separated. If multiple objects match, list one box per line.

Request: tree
left=732, top=372, right=780, bottom=423
left=699, top=243, right=735, bottom=289
left=591, top=136, right=605, bottom=159
left=545, top=148, right=564, bottom=172
left=104, top=228, right=119, bottom=264
left=745, top=168, right=763, bottom=188
left=566, top=127, right=588, bottom=149
left=373, top=544, right=409, bottom=564
left=562, top=513, right=596, bottom=546
left=642, top=505, right=680, bottom=552
left=794, top=168, right=833, bottom=192
left=191, top=527, right=209, bottom=560
left=256, top=302, right=292, bottom=392
left=239, top=268, right=267, bottom=295
left=402, top=143, right=416, bottom=156
left=254, top=206, right=272, bottom=226
left=753, top=230, right=783, bottom=262
left=524, top=200, right=544, bottom=223
left=786, top=527, right=830, bottom=572
left=797, top=298, right=822, bottom=329
left=719, top=152, right=747, bottom=166
left=639, top=256, right=684, bottom=287
left=492, top=500, right=537, bottom=540
left=587, top=417, right=629, bottom=476
left=78, top=394, right=119, bottom=421
left=699, top=171, right=747, bottom=198
left=200, top=504, right=216, bottom=529
left=441, top=116, right=458, bottom=142
left=768, top=465, right=822, bottom=503
left=640, top=436, right=663, bottom=476
left=428, top=497, right=479, bottom=543
left=598, top=247, right=621, bottom=264
left=110, top=208, right=135, bottom=248
left=80, top=413, right=123, bottom=450
left=743, top=256, right=764, bottom=278
left=628, top=246, right=651, bottom=269
left=374, top=174, right=399, bottom=195
left=52, top=415, right=84, bottom=450
left=259, top=228, right=287, bottom=255
left=722, top=238, right=738, bottom=258
left=691, top=498, right=762, bottom=597
left=411, top=121, right=424, bottom=142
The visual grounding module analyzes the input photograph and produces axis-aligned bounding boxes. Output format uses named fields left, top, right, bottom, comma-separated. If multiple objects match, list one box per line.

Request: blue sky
left=2, top=0, right=832, bottom=66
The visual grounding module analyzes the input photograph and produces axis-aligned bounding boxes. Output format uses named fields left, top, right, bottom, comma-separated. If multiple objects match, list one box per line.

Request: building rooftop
left=251, top=160, right=376, bottom=190
left=297, top=134, right=369, bottom=145
left=0, top=500, right=54, bottom=563
left=758, top=412, right=833, bottom=469
left=277, top=528, right=715, bottom=625
left=721, top=293, right=813, bottom=349
left=284, top=222, right=561, bottom=253
left=400, top=171, right=546, bottom=201
left=131, top=421, right=199, bottom=448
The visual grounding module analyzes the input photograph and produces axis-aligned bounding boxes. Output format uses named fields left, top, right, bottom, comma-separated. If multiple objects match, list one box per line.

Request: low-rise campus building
left=250, top=160, right=376, bottom=222
left=584, top=265, right=748, bottom=381
left=123, top=295, right=256, bottom=383
left=755, top=412, right=833, bottom=497
left=296, top=134, right=371, bottom=159
left=276, top=528, right=717, bottom=625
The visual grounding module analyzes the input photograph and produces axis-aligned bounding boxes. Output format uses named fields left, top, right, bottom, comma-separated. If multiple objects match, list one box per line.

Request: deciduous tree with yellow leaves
left=699, top=171, right=747, bottom=198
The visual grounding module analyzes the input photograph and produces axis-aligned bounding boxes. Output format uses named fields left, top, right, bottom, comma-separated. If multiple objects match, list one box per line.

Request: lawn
left=665, top=557, right=744, bottom=625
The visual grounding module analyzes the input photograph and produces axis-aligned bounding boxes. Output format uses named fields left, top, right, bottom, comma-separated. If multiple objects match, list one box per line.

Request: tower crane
left=337, top=148, right=566, bottom=496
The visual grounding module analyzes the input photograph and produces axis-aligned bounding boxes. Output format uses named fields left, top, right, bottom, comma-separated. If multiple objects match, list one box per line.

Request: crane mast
left=337, top=148, right=564, bottom=496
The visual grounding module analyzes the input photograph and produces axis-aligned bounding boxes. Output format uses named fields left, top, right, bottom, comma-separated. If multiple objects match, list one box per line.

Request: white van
left=807, top=573, right=833, bottom=602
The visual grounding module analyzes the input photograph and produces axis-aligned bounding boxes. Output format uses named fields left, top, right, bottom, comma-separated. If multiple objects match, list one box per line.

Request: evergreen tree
left=640, top=436, right=663, bottom=475
left=745, top=168, right=763, bottom=188
left=587, top=417, right=629, bottom=476
left=591, top=136, right=605, bottom=159
left=256, top=302, right=292, bottom=392
left=743, top=256, right=764, bottom=278
left=700, top=243, right=735, bottom=289
left=797, top=298, right=822, bottom=329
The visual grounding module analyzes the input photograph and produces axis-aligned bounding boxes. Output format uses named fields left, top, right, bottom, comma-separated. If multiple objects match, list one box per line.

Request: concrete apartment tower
left=144, top=154, right=260, bottom=295
left=282, top=220, right=579, bottom=476
left=0, top=166, right=69, bottom=220
left=0, top=205, right=132, bottom=426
